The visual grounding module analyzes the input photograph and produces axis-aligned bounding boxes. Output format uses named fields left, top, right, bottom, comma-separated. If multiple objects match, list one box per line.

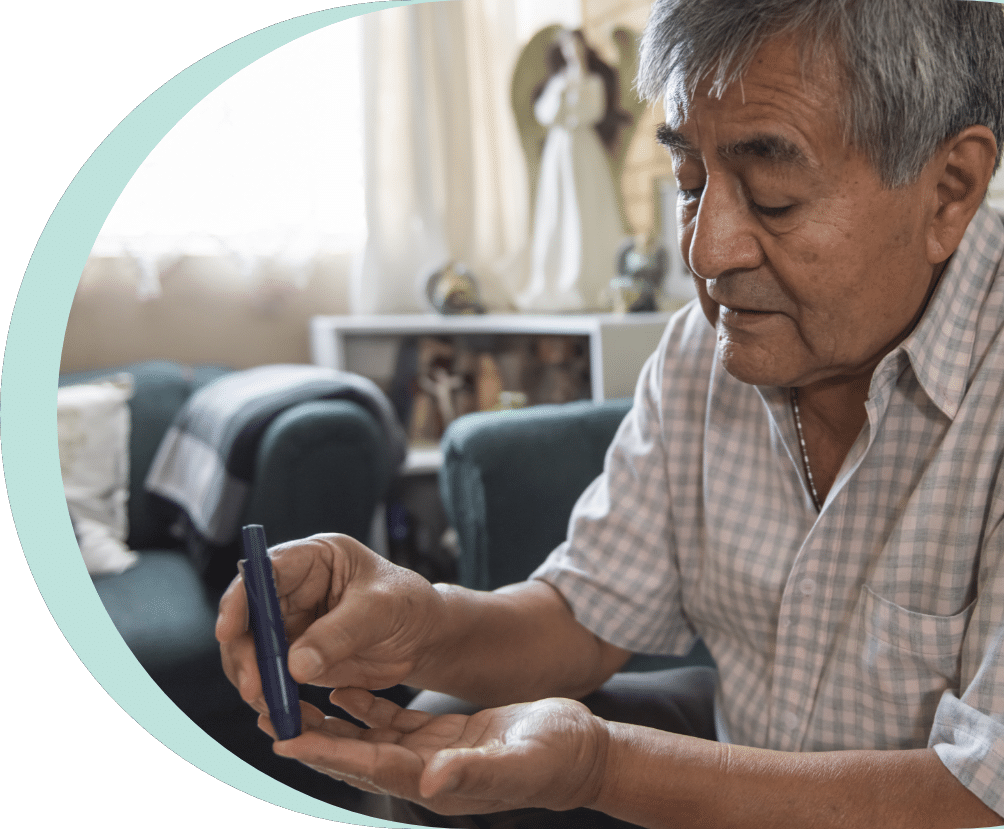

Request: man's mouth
left=723, top=306, right=774, bottom=315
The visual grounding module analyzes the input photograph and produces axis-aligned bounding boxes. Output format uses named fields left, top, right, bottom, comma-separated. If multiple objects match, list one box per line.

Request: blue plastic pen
left=239, top=524, right=301, bottom=740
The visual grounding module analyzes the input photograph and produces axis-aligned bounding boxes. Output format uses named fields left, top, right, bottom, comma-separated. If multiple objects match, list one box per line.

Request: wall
left=60, top=252, right=352, bottom=374
left=990, top=169, right=1004, bottom=211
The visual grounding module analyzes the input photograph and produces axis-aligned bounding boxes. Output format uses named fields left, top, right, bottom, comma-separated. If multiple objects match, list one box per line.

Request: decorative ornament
left=610, top=235, right=668, bottom=313
left=425, top=262, right=485, bottom=315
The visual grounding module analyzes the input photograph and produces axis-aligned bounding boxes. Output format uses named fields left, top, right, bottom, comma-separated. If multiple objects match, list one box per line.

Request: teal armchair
left=59, top=360, right=396, bottom=808
left=438, top=399, right=714, bottom=671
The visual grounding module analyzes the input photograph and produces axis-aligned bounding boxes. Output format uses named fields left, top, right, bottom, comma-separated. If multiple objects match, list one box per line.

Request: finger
left=268, top=533, right=354, bottom=611
left=291, top=720, right=400, bottom=797
left=260, top=706, right=331, bottom=740
left=330, top=688, right=434, bottom=734
left=216, top=537, right=337, bottom=686
left=266, top=537, right=366, bottom=685
left=420, top=744, right=520, bottom=804
left=274, top=729, right=424, bottom=799
left=286, top=587, right=391, bottom=685
left=219, top=633, right=266, bottom=706
left=215, top=573, right=249, bottom=643
left=267, top=541, right=324, bottom=606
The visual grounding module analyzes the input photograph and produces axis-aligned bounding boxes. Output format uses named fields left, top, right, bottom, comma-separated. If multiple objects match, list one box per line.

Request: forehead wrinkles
left=662, top=40, right=844, bottom=169
left=663, top=33, right=846, bottom=129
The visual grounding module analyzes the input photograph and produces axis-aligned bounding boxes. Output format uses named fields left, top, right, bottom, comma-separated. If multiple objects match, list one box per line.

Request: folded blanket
left=145, top=364, right=407, bottom=547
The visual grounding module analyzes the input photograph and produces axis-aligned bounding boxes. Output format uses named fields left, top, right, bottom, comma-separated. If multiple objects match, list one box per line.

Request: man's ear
left=926, top=125, right=998, bottom=264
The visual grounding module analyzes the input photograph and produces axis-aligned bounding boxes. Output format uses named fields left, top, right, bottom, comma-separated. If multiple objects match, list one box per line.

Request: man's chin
left=714, top=316, right=812, bottom=388
left=716, top=345, right=796, bottom=388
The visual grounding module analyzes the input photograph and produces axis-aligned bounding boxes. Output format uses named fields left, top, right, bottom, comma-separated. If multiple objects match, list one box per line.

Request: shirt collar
left=882, top=201, right=1004, bottom=420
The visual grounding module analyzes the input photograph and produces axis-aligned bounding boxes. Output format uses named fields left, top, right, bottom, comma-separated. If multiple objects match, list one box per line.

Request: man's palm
left=268, top=688, right=608, bottom=816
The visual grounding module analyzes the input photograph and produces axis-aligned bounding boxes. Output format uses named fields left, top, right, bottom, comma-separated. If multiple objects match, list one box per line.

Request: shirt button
left=799, top=578, right=816, bottom=596
left=783, top=711, right=800, bottom=731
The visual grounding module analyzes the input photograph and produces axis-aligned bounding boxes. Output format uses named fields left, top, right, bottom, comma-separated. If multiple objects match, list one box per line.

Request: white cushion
left=58, top=375, right=139, bottom=575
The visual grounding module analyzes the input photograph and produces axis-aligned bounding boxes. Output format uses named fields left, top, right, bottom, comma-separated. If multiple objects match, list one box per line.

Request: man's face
left=661, top=37, right=942, bottom=389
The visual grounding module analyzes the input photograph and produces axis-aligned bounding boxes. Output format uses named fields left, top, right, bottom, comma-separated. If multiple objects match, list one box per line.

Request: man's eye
left=751, top=202, right=793, bottom=218
left=679, top=187, right=704, bottom=202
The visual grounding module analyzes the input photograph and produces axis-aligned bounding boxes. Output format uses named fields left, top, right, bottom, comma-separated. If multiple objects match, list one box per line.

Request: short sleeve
left=531, top=308, right=711, bottom=656
left=930, top=503, right=1004, bottom=816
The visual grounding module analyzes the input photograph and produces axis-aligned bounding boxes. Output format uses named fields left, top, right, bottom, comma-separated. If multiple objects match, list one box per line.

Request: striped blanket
left=145, top=364, right=407, bottom=547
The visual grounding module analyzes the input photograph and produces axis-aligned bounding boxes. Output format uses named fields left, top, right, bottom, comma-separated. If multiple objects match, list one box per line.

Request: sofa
left=58, top=359, right=400, bottom=808
left=438, top=398, right=714, bottom=672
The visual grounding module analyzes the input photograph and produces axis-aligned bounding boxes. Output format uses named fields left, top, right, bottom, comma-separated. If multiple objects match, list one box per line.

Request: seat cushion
left=91, top=548, right=220, bottom=674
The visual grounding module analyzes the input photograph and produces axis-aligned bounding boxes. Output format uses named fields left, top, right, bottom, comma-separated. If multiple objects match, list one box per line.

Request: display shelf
left=310, top=312, right=671, bottom=404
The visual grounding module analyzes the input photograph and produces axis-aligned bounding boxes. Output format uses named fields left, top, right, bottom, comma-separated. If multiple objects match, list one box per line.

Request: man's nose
left=686, top=176, right=762, bottom=281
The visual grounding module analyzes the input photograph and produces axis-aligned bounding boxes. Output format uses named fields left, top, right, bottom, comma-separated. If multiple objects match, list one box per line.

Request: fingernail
left=288, top=646, right=323, bottom=681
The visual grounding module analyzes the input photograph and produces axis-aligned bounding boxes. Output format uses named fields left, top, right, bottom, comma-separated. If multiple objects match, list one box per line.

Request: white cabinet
left=311, top=312, right=670, bottom=399
left=310, top=312, right=670, bottom=474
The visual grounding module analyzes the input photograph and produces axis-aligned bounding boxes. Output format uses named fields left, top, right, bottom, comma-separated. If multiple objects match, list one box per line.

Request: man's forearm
left=407, top=579, right=630, bottom=708
left=593, top=723, right=1001, bottom=829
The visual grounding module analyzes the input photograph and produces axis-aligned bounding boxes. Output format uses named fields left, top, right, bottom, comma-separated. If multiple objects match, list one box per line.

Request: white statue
left=517, top=29, right=626, bottom=313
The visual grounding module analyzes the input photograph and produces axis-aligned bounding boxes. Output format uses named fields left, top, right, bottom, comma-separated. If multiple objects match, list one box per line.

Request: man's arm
left=594, top=724, right=1002, bottom=829
left=265, top=682, right=1001, bottom=828
left=410, top=579, right=633, bottom=706
left=217, top=534, right=631, bottom=712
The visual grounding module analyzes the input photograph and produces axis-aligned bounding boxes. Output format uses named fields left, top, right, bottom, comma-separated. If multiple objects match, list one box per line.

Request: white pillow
left=58, top=374, right=139, bottom=575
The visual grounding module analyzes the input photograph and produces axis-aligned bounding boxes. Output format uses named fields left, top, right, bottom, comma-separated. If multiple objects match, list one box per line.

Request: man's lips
left=714, top=305, right=785, bottom=330
left=719, top=305, right=777, bottom=315
left=706, top=290, right=779, bottom=316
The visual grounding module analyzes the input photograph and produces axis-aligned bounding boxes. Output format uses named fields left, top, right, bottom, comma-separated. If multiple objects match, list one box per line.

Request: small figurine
left=611, top=235, right=669, bottom=313
left=407, top=337, right=477, bottom=443
left=532, top=335, right=590, bottom=403
left=425, top=262, right=485, bottom=315
left=475, top=352, right=505, bottom=412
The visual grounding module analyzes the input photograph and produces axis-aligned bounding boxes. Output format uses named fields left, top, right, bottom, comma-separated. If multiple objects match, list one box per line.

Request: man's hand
left=266, top=688, right=610, bottom=816
left=216, top=533, right=445, bottom=712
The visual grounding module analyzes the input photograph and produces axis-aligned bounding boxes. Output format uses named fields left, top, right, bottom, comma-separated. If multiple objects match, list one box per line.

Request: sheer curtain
left=90, top=0, right=575, bottom=316
left=92, top=19, right=365, bottom=300
left=351, top=0, right=534, bottom=314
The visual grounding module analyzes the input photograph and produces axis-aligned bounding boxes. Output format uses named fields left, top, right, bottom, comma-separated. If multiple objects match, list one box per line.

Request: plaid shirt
left=533, top=202, right=1004, bottom=813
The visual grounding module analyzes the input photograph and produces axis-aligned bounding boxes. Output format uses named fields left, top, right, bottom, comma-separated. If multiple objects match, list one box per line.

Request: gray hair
left=637, top=0, right=1004, bottom=188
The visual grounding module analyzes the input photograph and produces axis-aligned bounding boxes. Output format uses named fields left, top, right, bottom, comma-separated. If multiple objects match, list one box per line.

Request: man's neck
left=792, top=256, right=950, bottom=504
left=794, top=377, right=870, bottom=505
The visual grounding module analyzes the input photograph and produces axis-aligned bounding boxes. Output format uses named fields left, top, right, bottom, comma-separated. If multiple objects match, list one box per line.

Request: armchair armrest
left=243, top=399, right=393, bottom=547
left=440, top=399, right=632, bottom=591
left=439, top=398, right=716, bottom=673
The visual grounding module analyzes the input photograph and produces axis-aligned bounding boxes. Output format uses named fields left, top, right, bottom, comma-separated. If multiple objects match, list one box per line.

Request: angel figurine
left=517, top=29, right=629, bottom=313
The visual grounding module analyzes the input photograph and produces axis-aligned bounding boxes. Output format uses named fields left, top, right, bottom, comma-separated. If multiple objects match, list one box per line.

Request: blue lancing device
left=239, top=524, right=301, bottom=740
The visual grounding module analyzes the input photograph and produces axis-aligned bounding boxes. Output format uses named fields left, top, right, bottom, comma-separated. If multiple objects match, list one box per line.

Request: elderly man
left=217, top=0, right=1004, bottom=826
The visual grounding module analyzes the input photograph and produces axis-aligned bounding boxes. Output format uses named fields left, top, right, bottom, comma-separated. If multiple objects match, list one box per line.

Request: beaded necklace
left=790, top=387, right=821, bottom=511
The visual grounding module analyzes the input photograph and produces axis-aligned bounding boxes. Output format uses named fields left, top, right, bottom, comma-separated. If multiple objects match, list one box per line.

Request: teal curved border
left=1, top=1, right=438, bottom=826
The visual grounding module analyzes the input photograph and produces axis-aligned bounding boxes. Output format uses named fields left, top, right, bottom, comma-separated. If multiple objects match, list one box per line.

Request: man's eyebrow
left=655, top=124, right=810, bottom=168
left=720, top=134, right=809, bottom=167
left=655, top=124, right=694, bottom=154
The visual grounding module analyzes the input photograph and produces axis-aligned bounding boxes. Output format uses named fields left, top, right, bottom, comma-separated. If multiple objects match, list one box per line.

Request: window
left=94, top=17, right=365, bottom=262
